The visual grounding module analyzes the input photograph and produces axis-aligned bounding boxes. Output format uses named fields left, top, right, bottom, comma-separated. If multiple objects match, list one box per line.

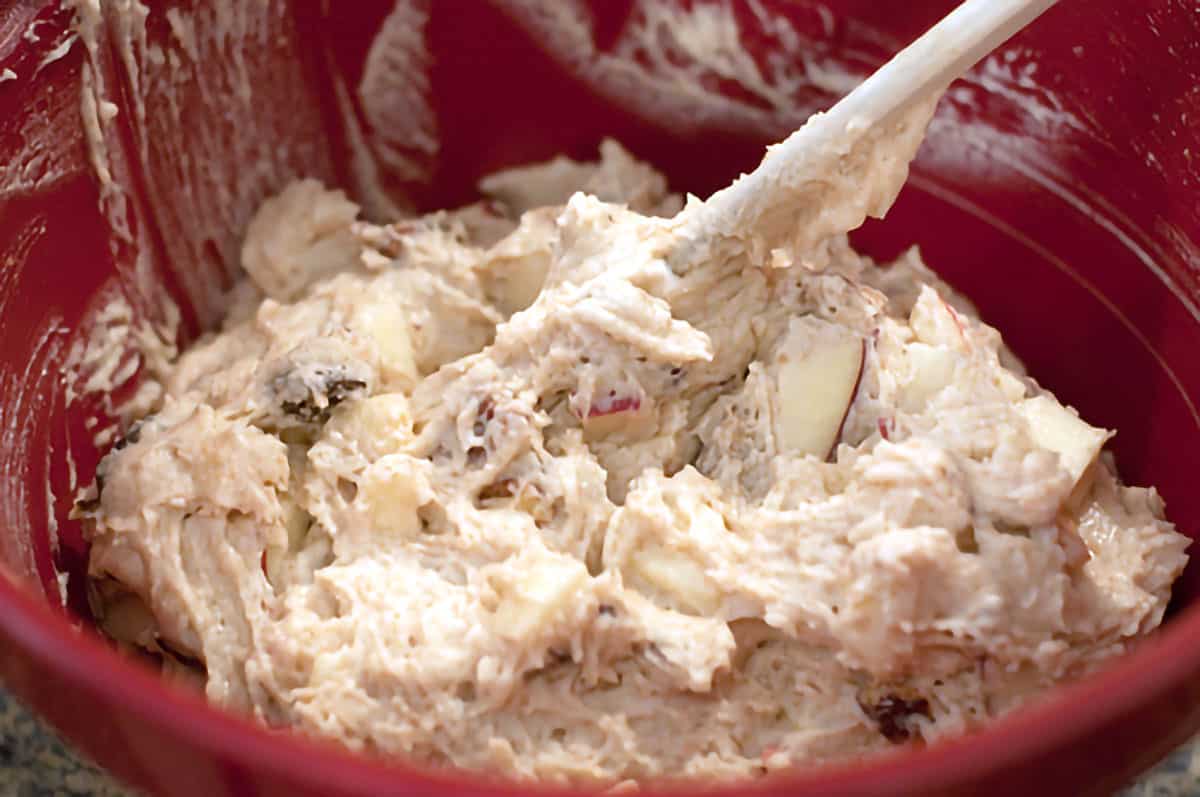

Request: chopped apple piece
left=589, top=394, right=641, bottom=416
left=264, top=499, right=313, bottom=586
left=329, top=393, right=414, bottom=460
left=630, top=546, right=719, bottom=616
left=775, top=319, right=865, bottom=459
left=490, top=253, right=550, bottom=316
left=481, top=208, right=556, bottom=315
left=581, top=392, right=655, bottom=441
left=909, top=287, right=968, bottom=352
left=1017, top=395, right=1111, bottom=485
left=361, top=455, right=422, bottom=536
left=355, top=299, right=418, bottom=390
left=899, top=343, right=959, bottom=412
left=283, top=500, right=312, bottom=548
left=996, top=369, right=1028, bottom=402
left=492, top=557, right=589, bottom=640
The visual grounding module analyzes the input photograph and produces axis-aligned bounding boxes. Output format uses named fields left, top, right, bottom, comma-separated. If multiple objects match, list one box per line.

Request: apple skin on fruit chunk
left=909, top=286, right=969, bottom=352
left=578, top=390, right=656, bottom=441
left=774, top=317, right=866, bottom=459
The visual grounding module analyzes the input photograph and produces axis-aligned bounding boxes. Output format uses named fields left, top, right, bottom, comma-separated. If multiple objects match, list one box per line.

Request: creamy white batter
left=79, top=139, right=1188, bottom=785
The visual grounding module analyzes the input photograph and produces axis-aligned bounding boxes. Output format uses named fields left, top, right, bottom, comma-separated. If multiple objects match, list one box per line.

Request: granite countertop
left=1, top=689, right=1198, bottom=797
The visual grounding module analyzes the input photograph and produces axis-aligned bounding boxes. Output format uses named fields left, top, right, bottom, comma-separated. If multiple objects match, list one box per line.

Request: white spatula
left=674, top=0, right=1060, bottom=263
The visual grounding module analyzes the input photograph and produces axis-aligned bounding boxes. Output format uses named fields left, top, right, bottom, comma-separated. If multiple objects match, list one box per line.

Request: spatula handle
left=697, top=0, right=1059, bottom=241
left=826, top=0, right=1059, bottom=132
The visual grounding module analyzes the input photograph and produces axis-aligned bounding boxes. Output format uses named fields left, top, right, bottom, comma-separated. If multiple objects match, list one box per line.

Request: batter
left=78, top=138, right=1189, bottom=784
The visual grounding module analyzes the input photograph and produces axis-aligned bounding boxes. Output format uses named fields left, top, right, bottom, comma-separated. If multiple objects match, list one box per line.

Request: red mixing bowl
left=2, top=1, right=1200, bottom=794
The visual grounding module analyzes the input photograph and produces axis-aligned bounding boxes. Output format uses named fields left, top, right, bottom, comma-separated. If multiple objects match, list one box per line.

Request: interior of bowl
left=2, top=0, right=1200, bottom=793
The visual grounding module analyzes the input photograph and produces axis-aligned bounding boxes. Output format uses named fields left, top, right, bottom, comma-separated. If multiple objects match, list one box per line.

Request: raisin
left=274, top=364, right=368, bottom=424
left=857, top=693, right=932, bottom=744
left=113, top=426, right=137, bottom=451
left=110, top=413, right=154, bottom=453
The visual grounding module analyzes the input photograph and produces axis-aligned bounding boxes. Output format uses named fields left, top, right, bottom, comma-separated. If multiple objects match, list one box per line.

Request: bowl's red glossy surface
left=2, top=1, right=1200, bottom=795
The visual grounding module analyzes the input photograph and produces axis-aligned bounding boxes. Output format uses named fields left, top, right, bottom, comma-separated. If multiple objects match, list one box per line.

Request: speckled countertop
left=0, top=688, right=1196, bottom=797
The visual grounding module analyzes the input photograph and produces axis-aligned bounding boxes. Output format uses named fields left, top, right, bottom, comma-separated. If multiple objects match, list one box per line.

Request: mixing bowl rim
left=2, top=563, right=1199, bottom=795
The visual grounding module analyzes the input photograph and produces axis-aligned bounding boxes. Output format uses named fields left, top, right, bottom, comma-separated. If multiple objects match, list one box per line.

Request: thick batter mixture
left=78, top=138, right=1188, bottom=784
